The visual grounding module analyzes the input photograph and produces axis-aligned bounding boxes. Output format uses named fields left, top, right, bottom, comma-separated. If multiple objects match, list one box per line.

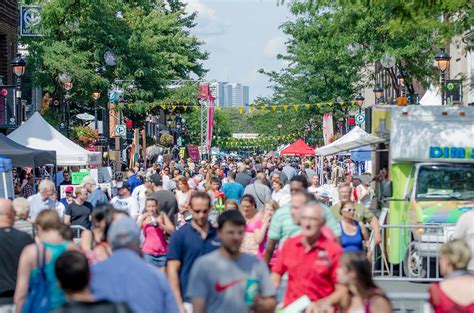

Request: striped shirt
left=13, top=219, right=35, bottom=238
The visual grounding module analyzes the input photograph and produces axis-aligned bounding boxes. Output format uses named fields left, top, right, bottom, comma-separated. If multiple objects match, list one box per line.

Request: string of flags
left=215, top=133, right=300, bottom=148
left=125, top=100, right=364, bottom=114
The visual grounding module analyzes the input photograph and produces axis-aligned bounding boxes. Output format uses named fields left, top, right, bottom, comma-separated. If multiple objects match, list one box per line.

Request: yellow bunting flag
left=183, top=106, right=188, bottom=111
left=293, top=105, right=299, bottom=112
left=283, top=105, right=289, bottom=112
left=304, top=104, right=310, bottom=109
left=316, top=103, right=322, bottom=108
left=171, top=105, right=177, bottom=111
left=272, top=106, right=277, bottom=112
left=239, top=106, right=244, bottom=114
left=160, top=105, right=166, bottom=110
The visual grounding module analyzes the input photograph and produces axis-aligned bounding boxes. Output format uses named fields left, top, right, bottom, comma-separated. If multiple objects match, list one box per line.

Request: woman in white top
left=271, top=178, right=291, bottom=206
left=175, top=176, right=194, bottom=227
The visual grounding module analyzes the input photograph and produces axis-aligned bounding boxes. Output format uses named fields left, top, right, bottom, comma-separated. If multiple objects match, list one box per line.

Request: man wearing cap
left=60, top=186, right=75, bottom=210
left=83, top=176, right=108, bottom=209
left=90, top=216, right=179, bottom=313
left=110, top=182, right=140, bottom=220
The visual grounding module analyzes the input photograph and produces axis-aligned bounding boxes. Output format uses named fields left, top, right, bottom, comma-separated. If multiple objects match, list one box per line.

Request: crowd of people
left=0, top=155, right=473, bottom=313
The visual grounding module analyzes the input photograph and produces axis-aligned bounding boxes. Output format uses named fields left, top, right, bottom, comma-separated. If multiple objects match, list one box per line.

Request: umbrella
left=76, top=113, right=95, bottom=121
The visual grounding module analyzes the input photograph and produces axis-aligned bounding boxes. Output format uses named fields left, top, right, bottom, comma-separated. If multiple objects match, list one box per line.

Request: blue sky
left=186, top=0, right=291, bottom=101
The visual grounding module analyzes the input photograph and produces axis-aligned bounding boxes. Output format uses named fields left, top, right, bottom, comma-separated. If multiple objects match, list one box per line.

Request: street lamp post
left=11, top=53, right=26, bottom=125
left=59, top=73, right=73, bottom=137
left=92, top=91, right=101, bottom=131
left=435, top=49, right=451, bottom=106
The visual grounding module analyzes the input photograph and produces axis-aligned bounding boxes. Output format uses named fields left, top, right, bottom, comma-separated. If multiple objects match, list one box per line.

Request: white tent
left=315, top=126, right=385, bottom=156
left=419, top=84, right=442, bottom=106
left=8, top=112, right=101, bottom=166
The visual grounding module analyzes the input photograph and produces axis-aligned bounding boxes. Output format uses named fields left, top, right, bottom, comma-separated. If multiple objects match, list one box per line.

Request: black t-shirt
left=52, top=300, right=132, bottom=313
left=0, top=227, right=34, bottom=296
left=65, top=201, right=93, bottom=229
left=149, top=190, right=178, bottom=222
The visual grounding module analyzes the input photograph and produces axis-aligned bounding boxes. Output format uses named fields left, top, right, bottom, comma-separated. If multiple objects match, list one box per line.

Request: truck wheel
left=403, top=243, right=426, bottom=279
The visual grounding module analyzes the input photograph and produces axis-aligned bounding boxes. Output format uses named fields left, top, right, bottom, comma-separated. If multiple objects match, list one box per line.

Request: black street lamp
left=435, top=49, right=451, bottom=106
left=373, top=84, right=384, bottom=104
left=92, top=91, right=101, bottom=131
left=59, top=73, right=73, bottom=137
left=11, top=53, right=26, bottom=125
left=277, top=124, right=282, bottom=144
left=355, top=93, right=365, bottom=113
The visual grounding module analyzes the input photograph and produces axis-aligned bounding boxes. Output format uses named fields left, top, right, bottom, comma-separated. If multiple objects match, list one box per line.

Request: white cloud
left=185, top=0, right=216, bottom=20
left=263, top=36, right=286, bottom=58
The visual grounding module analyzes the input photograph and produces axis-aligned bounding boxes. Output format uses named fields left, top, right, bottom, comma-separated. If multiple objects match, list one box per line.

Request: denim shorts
left=143, top=253, right=167, bottom=268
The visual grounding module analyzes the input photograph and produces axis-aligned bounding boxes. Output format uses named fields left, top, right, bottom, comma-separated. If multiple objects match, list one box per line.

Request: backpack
left=22, top=244, right=50, bottom=313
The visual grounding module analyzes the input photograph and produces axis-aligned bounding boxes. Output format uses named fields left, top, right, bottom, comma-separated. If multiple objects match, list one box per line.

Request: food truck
left=386, top=106, right=474, bottom=278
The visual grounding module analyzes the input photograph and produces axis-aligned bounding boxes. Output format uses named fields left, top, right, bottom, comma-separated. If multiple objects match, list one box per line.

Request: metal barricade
left=371, top=223, right=455, bottom=281
left=388, top=292, right=431, bottom=313
left=70, top=225, right=87, bottom=245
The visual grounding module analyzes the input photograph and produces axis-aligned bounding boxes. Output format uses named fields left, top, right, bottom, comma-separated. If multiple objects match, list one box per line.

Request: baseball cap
left=107, top=216, right=140, bottom=249
left=116, top=181, right=130, bottom=189
left=65, top=186, right=74, bottom=193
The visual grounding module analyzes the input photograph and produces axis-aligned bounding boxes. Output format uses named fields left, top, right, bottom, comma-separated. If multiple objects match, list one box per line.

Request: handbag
left=22, top=244, right=50, bottom=313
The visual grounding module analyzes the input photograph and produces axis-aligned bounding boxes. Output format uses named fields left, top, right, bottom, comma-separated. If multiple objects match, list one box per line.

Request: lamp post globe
left=435, top=49, right=451, bottom=72
left=11, top=53, right=26, bottom=77
left=373, top=84, right=383, bottom=102
left=355, top=93, right=365, bottom=107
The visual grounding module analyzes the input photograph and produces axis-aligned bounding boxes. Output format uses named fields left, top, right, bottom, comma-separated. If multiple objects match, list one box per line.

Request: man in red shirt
left=271, top=201, right=344, bottom=312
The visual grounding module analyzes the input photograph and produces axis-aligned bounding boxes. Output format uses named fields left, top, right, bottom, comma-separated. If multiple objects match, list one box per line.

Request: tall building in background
left=209, top=81, right=250, bottom=106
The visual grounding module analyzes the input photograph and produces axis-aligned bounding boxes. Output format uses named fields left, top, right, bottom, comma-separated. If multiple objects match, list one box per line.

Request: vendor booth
left=0, top=134, right=56, bottom=167
left=8, top=112, right=101, bottom=166
left=280, top=139, right=315, bottom=156
left=315, top=126, right=384, bottom=156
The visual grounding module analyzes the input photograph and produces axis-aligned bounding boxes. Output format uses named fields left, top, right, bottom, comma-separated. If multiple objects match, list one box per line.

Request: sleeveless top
left=241, top=219, right=263, bottom=255
left=429, top=282, right=474, bottom=313
left=141, top=219, right=168, bottom=255
left=340, top=221, right=363, bottom=252
left=30, top=242, right=69, bottom=310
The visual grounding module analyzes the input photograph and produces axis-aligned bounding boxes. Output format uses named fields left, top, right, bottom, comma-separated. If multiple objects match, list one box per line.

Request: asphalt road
left=376, top=280, right=431, bottom=312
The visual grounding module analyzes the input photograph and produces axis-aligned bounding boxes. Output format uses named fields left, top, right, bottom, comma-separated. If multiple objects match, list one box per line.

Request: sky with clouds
left=186, top=0, right=291, bottom=101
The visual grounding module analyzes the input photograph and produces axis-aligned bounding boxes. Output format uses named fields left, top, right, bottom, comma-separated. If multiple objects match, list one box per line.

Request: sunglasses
left=342, top=208, right=355, bottom=213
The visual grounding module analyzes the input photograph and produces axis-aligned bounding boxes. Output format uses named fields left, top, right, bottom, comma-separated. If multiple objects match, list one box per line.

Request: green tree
left=270, top=0, right=472, bottom=100
left=23, top=0, right=207, bottom=127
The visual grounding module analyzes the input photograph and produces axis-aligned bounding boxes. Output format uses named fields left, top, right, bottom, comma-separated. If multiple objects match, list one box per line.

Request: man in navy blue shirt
left=167, top=192, right=220, bottom=313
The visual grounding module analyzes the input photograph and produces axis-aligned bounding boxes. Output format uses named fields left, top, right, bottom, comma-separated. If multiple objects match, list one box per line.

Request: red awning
left=279, top=139, right=315, bottom=156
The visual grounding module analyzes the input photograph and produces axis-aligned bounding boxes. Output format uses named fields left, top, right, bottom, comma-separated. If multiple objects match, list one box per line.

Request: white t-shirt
left=111, top=196, right=140, bottom=218
left=131, top=184, right=148, bottom=213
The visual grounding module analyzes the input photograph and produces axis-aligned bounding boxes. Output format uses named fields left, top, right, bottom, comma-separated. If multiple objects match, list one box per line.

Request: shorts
left=143, top=253, right=167, bottom=268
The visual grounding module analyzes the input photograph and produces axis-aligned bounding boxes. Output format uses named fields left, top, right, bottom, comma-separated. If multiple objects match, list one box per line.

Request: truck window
left=416, top=164, right=474, bottom=200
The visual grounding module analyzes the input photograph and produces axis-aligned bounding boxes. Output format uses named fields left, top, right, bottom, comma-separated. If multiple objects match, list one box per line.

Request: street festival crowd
left=1, top=156, right=473, bottom=313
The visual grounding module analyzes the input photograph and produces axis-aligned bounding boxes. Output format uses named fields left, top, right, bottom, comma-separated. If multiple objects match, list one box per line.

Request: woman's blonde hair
left=440, top=240, right=471, bottom=270
left=35, top=209, right=62, bottom=232
left=265, top=199, right=279, bottom=211
left=224, top=199, right=239, bottom=211
left=12, top=197, right=30, bottom=219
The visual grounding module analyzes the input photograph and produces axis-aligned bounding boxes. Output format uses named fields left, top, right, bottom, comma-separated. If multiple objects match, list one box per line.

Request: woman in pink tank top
left=239, top=194, right=263, bottom=255
left=138, top=198, right=175, bottom=270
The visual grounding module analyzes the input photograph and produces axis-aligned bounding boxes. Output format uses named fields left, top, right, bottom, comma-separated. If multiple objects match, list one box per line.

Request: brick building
left=0, top=0, right=18, bottom=85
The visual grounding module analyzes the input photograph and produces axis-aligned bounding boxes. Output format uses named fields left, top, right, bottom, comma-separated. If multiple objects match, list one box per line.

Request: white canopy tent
left=419, top=84, right=442, bottom=106
left=315, top=126, right=385, bottom=156
left=8, top=112, right=101, bottom=166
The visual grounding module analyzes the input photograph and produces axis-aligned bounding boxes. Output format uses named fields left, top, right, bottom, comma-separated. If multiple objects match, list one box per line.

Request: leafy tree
left=23, top=0, right=207, bottom=128
left=271, top=0, right=472, bottom=99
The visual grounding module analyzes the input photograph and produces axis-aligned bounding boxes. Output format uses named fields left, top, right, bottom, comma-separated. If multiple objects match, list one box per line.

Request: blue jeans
left=143, top=253, right=167, bottom=268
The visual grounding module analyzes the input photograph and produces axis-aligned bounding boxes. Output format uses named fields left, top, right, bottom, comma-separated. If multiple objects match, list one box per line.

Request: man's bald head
left=0, top=198, right=15, bottom=227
